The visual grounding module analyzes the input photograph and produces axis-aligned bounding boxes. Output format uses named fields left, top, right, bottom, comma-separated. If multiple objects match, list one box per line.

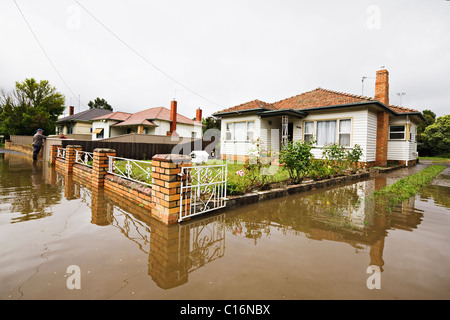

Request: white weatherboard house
left=91, top=100, right=203, bottom=140
left=213, top=69, right=425, bottom=166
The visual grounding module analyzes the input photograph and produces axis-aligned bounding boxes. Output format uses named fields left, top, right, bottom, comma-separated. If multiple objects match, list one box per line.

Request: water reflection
left=68, top=169, right=426, bottom=288
left=1, top=152, right=447, bottom=292
left=0, top=153, right=62, bottom=223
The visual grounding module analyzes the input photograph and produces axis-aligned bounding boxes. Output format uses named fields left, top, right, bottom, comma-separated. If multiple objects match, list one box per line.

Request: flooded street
left=1, top=150, right=449, bottom=300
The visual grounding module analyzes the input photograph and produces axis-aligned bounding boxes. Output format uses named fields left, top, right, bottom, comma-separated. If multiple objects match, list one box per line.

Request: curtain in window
left=234, top=122, right=246, bottom=141
left=316, top=120, right=336, bottom=146
left=339, top=119, right=351, bottom=146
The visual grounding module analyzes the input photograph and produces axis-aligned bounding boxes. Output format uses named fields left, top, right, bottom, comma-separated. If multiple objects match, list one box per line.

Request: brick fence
left=50, top=145, right=191, bottom=225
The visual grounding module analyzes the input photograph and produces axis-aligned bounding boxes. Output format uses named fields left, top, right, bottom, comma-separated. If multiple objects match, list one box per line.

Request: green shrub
left=279, top=140, right=314, bottom=183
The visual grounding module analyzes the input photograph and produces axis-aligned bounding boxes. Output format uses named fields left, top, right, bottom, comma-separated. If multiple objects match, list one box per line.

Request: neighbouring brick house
left=213, top=69, right=425, bottom=167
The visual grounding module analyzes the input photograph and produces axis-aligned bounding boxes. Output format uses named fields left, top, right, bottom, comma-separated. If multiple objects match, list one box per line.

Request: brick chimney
left=69, top=106, right=74, bottom=116
left=375, top=69, right=390, bottom=167
left=169, top=100, right=177, bottom=135
left=196, top=108, right=202, bottom=122
left=375, top=69, right=389, bottom=105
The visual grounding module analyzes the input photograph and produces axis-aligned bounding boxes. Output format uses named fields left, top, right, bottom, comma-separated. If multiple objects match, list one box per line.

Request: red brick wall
left=375, top=111, right=389, bottom=166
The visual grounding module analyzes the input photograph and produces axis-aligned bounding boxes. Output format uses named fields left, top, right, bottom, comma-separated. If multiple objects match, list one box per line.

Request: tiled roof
left=273, top=88, right=374, bottom=110
left=110, top=107, right=197, bottom=127
left=388, top=104, right=419, bottom=113
left=216, top=99, right=277, bottom=113
left=56, top=108, right=113, bottom=123
left=215, top=88, right=419, bottom=115
left=93, top=111, right=133, bottom=121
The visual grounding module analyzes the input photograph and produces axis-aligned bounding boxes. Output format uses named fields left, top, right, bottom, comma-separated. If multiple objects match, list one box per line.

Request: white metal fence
left=107, top=156, right=152, bottom=186
left=75, top=150, right=93, bottom=168
left=57, top=147, right=66, bottom=159
left=179, top=164, right=227, bottom=222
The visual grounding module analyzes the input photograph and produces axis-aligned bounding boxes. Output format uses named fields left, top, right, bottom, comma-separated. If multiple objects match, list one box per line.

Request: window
left=338, top=119, right=351, bottom=146
left=225, top=121, right=254, bottom=141
left=226, top=123, right=233, bottom=140
left=409, top=125, right=415, bottom=141
left=234, top=122, right=246, bottom=141
left=389, top=125, right=405, bottom=140
left=247, top=121, right=254, bottom=141
left=304, top=121, right=314, bottom=142
left=316, top=120, right=337, bottom=146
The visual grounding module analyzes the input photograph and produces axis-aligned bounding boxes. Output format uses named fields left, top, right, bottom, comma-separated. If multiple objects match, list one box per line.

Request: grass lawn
left=418, top=156, right=450, bottom=164
left=373, top=165, right=446, bottom=210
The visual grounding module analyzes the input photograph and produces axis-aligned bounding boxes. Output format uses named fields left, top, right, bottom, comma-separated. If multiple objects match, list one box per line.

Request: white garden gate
left=179, top=164, right=227, bottom=222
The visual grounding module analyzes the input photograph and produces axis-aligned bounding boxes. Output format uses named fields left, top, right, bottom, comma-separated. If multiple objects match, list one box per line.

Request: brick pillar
left=148, top=221, right=189, bottom=288
left=375, top=112, right=389, bottom=166
left=92, top=148, right=116, bottom=188
left=151, top=154, right=191, bottom=225
left=64, top=145, right=82, bottom=174
left=91, top=189, right=112, bottom=226
left=50, top=145, right=59, bottom=166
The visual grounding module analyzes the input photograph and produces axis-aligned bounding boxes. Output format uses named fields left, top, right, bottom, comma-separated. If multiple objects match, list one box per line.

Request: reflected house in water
left=49, top=162, right=424, bottom=289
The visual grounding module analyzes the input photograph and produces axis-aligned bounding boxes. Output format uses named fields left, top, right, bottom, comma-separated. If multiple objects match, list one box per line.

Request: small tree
left=279, top=140, right=314, bottom=184
left=88, top=97, right=113, bottom=111
left=345, top=144, right=363, bottom=173
left=0, top=78, right=65, bottom=136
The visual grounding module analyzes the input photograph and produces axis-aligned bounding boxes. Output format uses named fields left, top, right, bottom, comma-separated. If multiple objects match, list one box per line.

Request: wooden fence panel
left=62, top=139, right=219, bottom=160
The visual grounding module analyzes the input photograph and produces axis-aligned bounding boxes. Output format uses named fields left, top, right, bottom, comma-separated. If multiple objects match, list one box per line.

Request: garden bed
left=225, top=171, right=370, bottom=209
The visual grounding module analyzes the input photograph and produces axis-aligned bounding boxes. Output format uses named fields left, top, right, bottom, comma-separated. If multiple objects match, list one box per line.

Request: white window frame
left=225, top=121, right=255, bottom=142
left=303, top=118, right=352, bottom=147
left=338, top=119, right=352, bottom=147
left=303, top=121, right=315, bottom=143
left=389, top=125, right=406, bottom=140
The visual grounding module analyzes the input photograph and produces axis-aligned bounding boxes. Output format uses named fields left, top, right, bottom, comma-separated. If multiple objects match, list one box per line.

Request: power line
left=13, top=0, right=85, bottom=110
left=74, top=0, right=222, bottom=108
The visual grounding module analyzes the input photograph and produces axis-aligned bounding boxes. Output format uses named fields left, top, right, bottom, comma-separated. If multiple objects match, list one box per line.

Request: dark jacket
left=32, top=133, right=47, bottom=147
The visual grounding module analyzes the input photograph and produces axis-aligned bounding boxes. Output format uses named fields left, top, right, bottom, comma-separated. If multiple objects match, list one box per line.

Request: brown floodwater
left=0, top=150, right=449, bottom=300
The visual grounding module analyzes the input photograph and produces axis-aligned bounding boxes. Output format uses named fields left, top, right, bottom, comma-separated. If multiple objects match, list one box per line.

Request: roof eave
left=257, top=109, right=308, bottom=118
left=212, top=108, right=270, bottom=117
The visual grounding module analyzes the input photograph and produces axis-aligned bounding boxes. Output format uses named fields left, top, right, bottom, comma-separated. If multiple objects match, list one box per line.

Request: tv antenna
left=361, top=76, right=375, bottom=96
left=397, top=92, right=406, bottom=106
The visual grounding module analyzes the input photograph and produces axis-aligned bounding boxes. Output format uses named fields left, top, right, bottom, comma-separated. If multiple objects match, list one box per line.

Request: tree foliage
left=417, top=109, right=436, bottom=134
left=0, top=78, right=65, bottom=136
left=201, top=116, right=221, bottom=133
left=420, top=114, right=450, bottom=157
left=88, top=97, right=113, bottom=111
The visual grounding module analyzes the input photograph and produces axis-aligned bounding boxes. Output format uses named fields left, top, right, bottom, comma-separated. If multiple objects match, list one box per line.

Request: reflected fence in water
left=47, top=160, right=426, bottom=289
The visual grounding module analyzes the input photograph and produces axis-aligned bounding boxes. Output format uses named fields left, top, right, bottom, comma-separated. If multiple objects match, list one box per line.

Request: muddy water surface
left=0, top=151, right=449, bottom=300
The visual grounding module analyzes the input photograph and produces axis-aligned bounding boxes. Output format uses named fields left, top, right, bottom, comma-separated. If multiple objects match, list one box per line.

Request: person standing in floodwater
left=32, top=129, right=47, bottom=161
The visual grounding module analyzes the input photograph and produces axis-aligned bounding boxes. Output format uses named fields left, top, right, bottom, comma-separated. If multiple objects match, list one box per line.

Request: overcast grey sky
left=1, top=0, right=449, bottom=119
